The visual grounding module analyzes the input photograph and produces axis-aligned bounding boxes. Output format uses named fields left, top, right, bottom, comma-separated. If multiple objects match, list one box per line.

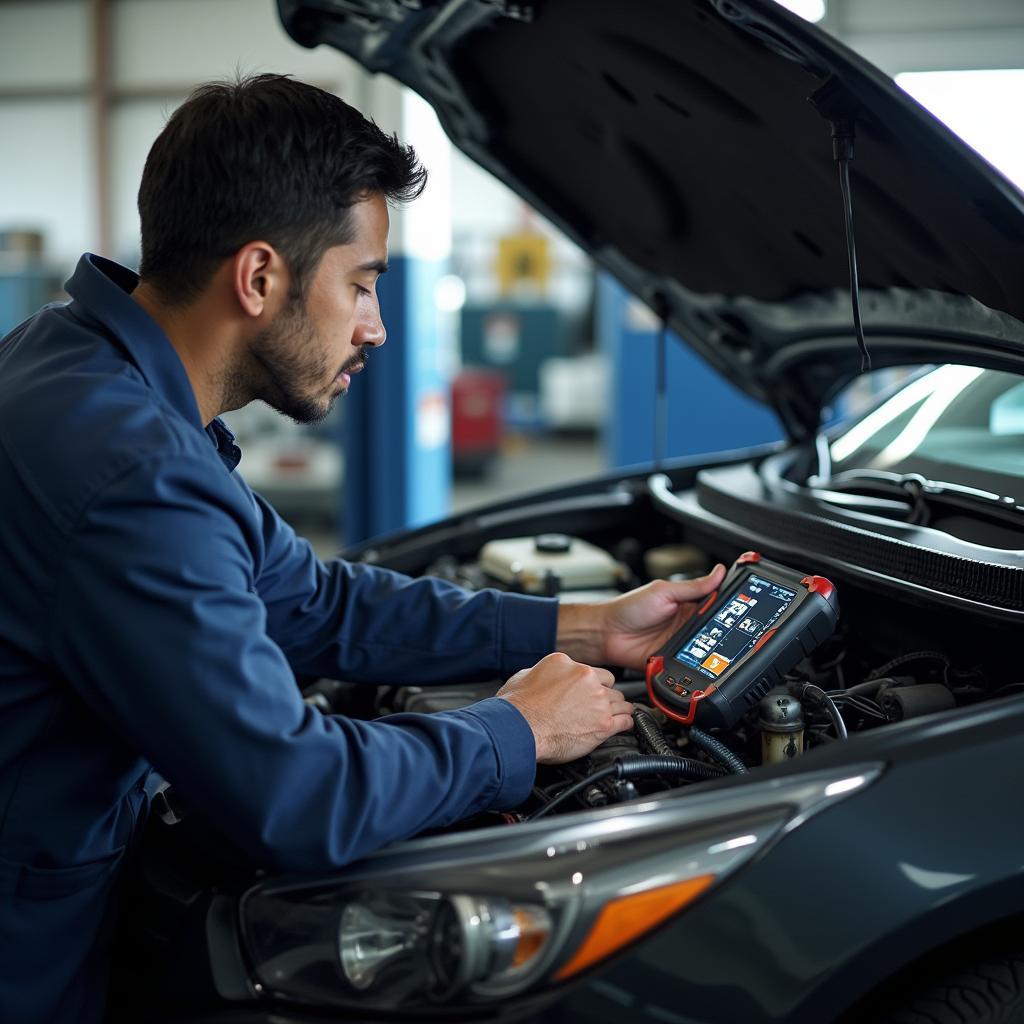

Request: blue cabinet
left=0, top=267, right=63, bottom=336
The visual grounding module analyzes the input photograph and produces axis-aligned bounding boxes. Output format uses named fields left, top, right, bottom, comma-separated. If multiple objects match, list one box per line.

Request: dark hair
left=137, top=73, right=426, bottom=304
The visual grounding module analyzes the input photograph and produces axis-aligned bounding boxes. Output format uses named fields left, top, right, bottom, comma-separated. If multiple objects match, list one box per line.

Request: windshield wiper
left=812, top=469, right=1024, bottom=529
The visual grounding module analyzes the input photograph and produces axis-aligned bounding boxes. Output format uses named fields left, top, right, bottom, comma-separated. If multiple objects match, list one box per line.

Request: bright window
left=896, top=70, right=1024, bottom=190
left=775, top=0, right=826, bottom=23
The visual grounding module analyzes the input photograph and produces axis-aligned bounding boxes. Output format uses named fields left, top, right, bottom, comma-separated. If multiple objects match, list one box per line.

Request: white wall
left=826, top=0, right=1024, bottom=72
left=106, top=0, right=364, bottom=266
left=109, top=0, right=354, bottom=88
left=0, top=99, right=96, bottom=266
left=0, top=0, right=364, bottom=272
left=0, top=1, right=90, bottom=88
left=0, top=2, right=93, bottom=268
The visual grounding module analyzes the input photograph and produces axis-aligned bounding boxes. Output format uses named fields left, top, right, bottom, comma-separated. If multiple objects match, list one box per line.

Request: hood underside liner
left=280, top=0, right=1024, bottom=435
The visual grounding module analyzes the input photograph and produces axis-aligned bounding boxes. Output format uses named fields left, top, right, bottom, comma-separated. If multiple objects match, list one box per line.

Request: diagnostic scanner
left=647, top=552, right=839, bottom=730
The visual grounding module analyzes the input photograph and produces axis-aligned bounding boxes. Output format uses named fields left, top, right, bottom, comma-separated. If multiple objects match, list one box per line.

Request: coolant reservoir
left=479, top=534, right=625, bottom=595
left=759, top=693, right=805, bottom=764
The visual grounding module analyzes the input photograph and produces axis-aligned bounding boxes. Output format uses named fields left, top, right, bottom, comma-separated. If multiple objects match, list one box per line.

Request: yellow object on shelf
left=496, top=231, right=552, bottom=296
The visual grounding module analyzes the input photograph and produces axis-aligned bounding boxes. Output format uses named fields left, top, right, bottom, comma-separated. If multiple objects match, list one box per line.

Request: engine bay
left=311, top=506, right=1021, bottom=826
left=113, top=462, right=1023, bottom=1019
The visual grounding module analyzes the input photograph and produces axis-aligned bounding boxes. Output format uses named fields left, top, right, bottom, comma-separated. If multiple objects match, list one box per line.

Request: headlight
left=243, top=886, right=554, bottom=1006
left=239, top=765, right=880, bottom=1011
left=338, top=892, right=433, bottom=992
left=333, top=891, right=553, bottom=996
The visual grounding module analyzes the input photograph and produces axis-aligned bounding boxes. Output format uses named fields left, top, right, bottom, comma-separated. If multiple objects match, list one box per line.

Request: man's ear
left=231, top=242, right=288, bottom=319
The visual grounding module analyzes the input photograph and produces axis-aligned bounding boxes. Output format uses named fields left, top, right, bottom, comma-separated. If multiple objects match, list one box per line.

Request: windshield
left=828, top=365, right=1024, bottom=495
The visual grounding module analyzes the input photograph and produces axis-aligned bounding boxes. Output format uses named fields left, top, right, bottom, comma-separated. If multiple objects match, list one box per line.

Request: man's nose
left=355, top=310, right=386, bottom=348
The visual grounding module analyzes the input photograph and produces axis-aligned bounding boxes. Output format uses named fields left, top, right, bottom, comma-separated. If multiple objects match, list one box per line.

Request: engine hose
left=528, top=755, right=724, bottom=821
left=866, top=651, right=950, bottom=682
left=799, top=682, right=848, bottom=740
left=686, top=726, right=749, bottom=774
left=633, top=707, right=675, bottom=757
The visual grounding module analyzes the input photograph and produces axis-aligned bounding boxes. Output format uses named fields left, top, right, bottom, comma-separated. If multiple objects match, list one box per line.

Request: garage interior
left=1, top=0, right=1023, bottom=556
left=3, top=3, right=1024, bottom=1023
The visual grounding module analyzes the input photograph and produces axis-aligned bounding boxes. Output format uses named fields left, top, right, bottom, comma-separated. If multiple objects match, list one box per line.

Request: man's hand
left=497, top=652, right=634, bottom=764
left=556, top=565, right=726, bottom=671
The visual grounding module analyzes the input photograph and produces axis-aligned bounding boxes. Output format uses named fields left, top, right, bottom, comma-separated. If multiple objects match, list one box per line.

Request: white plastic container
left=479, top=534, right=625, bottom=594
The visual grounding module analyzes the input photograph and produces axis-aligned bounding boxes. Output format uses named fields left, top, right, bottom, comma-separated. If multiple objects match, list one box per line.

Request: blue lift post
left=598, top=275, right=783, bottom=467
left=340, top=83, right=452, bottom=546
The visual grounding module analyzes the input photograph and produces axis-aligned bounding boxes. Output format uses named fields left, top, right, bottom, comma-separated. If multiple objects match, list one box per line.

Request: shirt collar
left=64, top=253, right=204, bottom=431
left=206, top=418, right=242, bottom=472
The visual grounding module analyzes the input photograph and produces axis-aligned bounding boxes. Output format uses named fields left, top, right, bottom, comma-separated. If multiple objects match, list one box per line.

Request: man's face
left=250, top=193, right=390, bottom=424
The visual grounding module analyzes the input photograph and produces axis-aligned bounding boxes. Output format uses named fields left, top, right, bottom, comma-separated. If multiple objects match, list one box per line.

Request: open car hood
left=279, top=0, right=1024, bottom=438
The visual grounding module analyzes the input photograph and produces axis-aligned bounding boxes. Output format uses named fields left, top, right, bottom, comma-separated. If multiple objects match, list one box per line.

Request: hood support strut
left=810, top=77, right=873, bottom=377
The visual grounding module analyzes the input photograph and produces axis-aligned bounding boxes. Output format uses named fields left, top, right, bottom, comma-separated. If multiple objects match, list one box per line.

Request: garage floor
left=300, top=432, right=604, bottom=559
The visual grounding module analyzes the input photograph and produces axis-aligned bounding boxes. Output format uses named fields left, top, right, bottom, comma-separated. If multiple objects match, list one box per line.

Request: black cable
left=686, top=726, right=748, bottom=774
left=866, top=651, right=950, bottom=684
left=799, top=682, right=848, bottom=740
left=830, top=692, right=884, bottom=712
left=830, top=695, right=886, bottom=721
left=829, top=117, right=871, bottom=374
left=633, top=707, right=675, bottom=757
left=831, top=678, right=884, bottom=698
left=634, top=707, right=748, bottom=774
left=837, top=158, right=871, bottom=373
left=826, top=676, right=926, bottom=725
left=528, top=756, right=724, bottom=822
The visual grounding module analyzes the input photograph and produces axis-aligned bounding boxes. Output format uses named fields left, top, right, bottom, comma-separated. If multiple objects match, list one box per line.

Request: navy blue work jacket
left=0, top=254, right=557, bottom=1023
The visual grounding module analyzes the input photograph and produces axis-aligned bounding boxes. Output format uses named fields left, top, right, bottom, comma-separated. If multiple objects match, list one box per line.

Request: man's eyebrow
left=356, top=260, right=389, bottom=275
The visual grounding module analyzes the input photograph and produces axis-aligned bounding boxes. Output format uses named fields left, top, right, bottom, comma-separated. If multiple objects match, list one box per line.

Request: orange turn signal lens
left=510, top=906, right=551, bottom=968
left=554, top=874, right=716, bottom=981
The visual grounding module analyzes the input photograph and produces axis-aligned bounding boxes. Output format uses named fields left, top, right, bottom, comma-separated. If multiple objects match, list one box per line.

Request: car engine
left=304, top=521, right=1019, bottom=825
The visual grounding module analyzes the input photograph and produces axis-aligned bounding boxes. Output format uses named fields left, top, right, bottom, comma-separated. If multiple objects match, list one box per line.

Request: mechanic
left=0, top=74, right=725, bottom=1022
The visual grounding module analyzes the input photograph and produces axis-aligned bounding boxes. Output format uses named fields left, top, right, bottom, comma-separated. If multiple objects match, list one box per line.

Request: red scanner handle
left=645, top=655, right=716, bottom=726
